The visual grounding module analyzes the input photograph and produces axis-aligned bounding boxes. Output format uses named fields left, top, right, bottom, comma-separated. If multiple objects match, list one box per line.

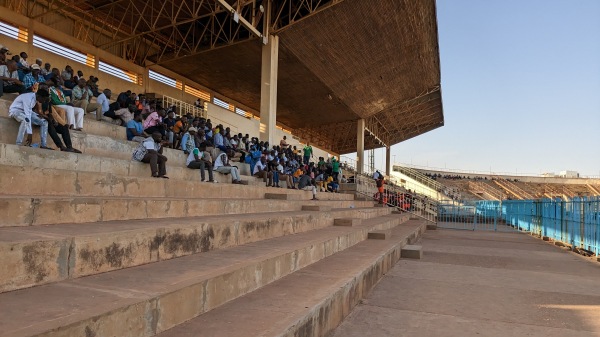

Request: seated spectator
left=38, top=91, right=81, bottom=153
left=8, top=86, right=53, bottom=149
left=163, top=111, right=176, bottom=148
left=48, top=78, right=84, bottom=131
left=186, top=146, right=214, bottom=182
left=253, top=157, right=273, bottom=187
left=34, top=58, right=42, bottom=69
left=96, top=89, right=113, bottom=121
left=0, top=44, right=9, bottom=65
left=41, top=62, right=51, bottom=78
left=327, top=175, right=339, bottom=193
left=117, top=90, right=132, bottom=108
left=194, top=98, right=202, bottom=108
left=18, top=52, right=29, bottom=68
left=61, top=65, right=75, bottom=89
left=131, top=132, right=168, bottom=178
left=213, top=151, right=243, bottom=184
left=72, top=79, right=102, bottom=117
left=143, top=108, right=166, bottom=137
left=126, top=112, right=148, bottom=142
left=297, top=169, right=318, bottom=200
left=22, top=64, right=46, bottom=91
left=113, top=105, right=134, bottom=126
left=180, top=126, right=197, bottom=154
left=276, top=160, right=294, bottom=188
left=0, top=60, right=25, bottom=97
left=87, top=76, right=99, bottom=97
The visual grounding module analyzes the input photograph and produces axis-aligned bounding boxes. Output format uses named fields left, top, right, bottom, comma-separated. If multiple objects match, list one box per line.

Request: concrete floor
left=333, top=229, right=600, bottom=337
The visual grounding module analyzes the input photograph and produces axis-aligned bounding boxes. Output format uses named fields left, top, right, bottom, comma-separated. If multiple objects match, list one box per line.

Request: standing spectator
left=213, top=152, right=243, bottom=184
left=186, top=146, right=215, bottom=182
left=72, top=79, right=102, bottom=118
left=126, top=112, right=148, bottom=142
left=280, top=135, right=289, bottom=149
left=331, top=157, right=340, bottom=182
left=303, top=143, right=313, bottom=165
left=48, top=78, right=85, bottom=131
left=0, top=60, right=25, bottom=97
left=131, top=132, right=168, bottom=178
left=22, top=64, right=46, bottom=91
left=8, top=87, right=53, bottom=149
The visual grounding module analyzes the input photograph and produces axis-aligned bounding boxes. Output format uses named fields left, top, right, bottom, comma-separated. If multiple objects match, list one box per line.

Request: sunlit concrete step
left=0, top=115, right=258, bottom=174
left=0, top=215, right=410, bottom=337
left=0, top=196, right=373, bottom=227
left=155, top=220, right=427, bottom=337
left=0, top=207, right=400, bottom=293
left=0, top=163, right=353, bottom=202
left=0, top=142, right=250, bottom=187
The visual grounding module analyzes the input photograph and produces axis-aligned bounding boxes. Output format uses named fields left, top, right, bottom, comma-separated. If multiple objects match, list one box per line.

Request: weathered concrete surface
left=368, top=229, right=392, bottom=240
left=333, top=218, right=362, bottom=227
left=0, top=216, right=410, bottom=337
left=302, top=205, right=333, bottom=211
left=333, top=229, right=600, bottom=337
left=0, top=207, right=392, bottom=293
left=153, top=221, right=426, bottom=337
left=0, top=196, right=371, bottom=227
left=400, top=244, right=423, bottom=259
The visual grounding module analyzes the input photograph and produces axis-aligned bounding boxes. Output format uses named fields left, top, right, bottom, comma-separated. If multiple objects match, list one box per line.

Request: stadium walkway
left=333, top=229, right=600, bottom=337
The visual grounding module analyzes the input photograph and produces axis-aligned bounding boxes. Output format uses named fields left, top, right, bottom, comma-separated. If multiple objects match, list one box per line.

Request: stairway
left=0, top=94, right=429, bottom=336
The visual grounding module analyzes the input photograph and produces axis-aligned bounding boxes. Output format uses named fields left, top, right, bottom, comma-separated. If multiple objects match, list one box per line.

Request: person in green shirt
left=332, top=157, right=340, bottom=182
left=302, top=143, right=313, bottom=165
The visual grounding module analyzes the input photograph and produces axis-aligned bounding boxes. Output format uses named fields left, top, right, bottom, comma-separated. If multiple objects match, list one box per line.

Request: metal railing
left=392, top=165, right=445, bottom=192
left=503, top=197, right=600, bottom=255
left=352, top=175, right=438, bottom=223
left=162, top=95, right=207, bottom=118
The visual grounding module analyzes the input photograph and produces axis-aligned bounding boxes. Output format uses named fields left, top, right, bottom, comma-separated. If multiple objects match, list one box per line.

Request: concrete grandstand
left=0, top=1, right=444, bottom=337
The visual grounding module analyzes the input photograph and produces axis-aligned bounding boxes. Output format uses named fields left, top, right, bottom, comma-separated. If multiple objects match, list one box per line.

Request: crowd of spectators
left=2, top=43, right=348, bottom=198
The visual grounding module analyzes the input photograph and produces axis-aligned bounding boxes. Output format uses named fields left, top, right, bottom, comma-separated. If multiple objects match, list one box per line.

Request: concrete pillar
left=259, top=34, right=279, bottom=145
left=356, top=119, right=365, bottom=174
left=26, top=19, right=34, bottom=56
left=386, top=146, right=391, bottom=177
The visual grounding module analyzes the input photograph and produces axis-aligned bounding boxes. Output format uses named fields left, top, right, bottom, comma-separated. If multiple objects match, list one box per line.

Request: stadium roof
left=17, top=0, right=444, bottom=154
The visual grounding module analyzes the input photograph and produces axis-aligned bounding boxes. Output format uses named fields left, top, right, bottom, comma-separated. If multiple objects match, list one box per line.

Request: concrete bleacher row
left=0, top=87, right=432, bottom=336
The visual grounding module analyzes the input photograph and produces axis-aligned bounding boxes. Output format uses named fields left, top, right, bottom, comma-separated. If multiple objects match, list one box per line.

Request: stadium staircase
left=467, top=181, right=505, bottom=201
left=492, top=177, right=534, bottom=200
left=0, top=93, right=429, bottom=337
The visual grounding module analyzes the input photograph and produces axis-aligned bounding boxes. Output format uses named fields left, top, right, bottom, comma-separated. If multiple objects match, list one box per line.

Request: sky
left=374, top=0, right=600, bottom=177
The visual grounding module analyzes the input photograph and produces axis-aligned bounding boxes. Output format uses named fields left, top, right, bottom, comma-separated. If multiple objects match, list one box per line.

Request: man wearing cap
left=0, top=45, right=10, bottom=65
left=8, top=87, right=53, bottom=150
left=0, top=59, right=25, bottom=97
left=22, top=64, right=46, bottom=92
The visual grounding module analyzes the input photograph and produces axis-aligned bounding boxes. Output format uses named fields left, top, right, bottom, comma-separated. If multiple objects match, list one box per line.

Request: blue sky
left=379, top=0, right=600, bottom=176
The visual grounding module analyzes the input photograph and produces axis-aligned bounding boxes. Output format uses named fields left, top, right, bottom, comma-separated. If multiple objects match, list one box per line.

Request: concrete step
left=0, top=115, right=259, bottom=174
left=0, top=195, right=373, bottom=227
left=1, top=207, right=400, bottom=293
left=0, top=162, right=354, bottom=201
left=0, top=215, right=411, bottom=337
left=0, top=142, right=242, bottom=183
left=155, top=220, right=427, bottom=337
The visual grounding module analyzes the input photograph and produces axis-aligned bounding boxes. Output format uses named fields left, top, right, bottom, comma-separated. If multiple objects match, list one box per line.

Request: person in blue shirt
left=126, top=112, right=147, bottom=142
left=22, top=64, right=46, bottom=92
